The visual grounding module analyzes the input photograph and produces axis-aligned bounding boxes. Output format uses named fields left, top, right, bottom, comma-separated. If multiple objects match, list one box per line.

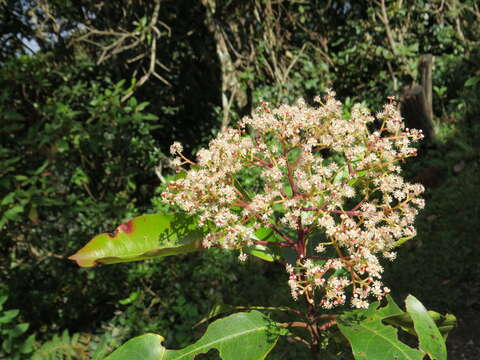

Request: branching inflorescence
left=162, top=90, right=424, bottom=309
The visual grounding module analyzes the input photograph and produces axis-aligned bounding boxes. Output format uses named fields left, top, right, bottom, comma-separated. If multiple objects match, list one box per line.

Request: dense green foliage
left=1, top=0, right=479, bottom=358
left=0, top=54, right=162, bottom=333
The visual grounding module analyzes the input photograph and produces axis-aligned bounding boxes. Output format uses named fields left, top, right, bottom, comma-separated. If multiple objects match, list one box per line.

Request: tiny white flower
left=170, top=141, right=183, bottom=155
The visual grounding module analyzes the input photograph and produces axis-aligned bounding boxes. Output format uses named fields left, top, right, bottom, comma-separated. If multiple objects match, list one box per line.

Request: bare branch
left=375, top=0, right=398, bottom=56
left=72, top=0, right=170, bottom=102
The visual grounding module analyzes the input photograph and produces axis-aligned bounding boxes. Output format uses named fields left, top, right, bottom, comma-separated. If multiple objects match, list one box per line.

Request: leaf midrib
left=165, top=325, right=267, bottom=360
left=356, top=321, right=422, bottom=359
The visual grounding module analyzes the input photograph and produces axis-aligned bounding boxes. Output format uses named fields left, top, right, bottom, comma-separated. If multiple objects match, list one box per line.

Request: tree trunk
left=401, top=54, right=435, bottom=140
left=200, top=0, right=248, bottom=130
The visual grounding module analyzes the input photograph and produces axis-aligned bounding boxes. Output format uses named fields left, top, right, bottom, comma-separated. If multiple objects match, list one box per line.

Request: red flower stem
left=270, top=223, right=295, bottom=244
left=297, top=217, right=306, bottom=257
left=279, top=321, right=309, bottom=329
left=351, top=197, right=367, bottom=211
left=254, top=240, right=292, bottom=248
left=302, top=207, right=363, bottom=217
left=307, top=255, right=331, bottom=260
left=318, top=320, right=337, bottom=332
left=252, top=155, right=273, bottom=168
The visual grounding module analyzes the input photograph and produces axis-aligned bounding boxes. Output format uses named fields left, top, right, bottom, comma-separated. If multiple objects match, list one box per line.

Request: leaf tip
left=68, top=253, right=95, bottom=267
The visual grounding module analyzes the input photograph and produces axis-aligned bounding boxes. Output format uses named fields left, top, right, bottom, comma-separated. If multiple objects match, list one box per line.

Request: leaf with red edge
left=69, top=213, right=207, bottom=267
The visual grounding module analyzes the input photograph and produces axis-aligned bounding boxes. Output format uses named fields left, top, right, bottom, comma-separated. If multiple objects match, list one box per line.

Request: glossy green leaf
left=248, top=244, right=276, bottom=262
left=118, top=291, right=140, bottom=305
left=363, top=295, right=404, bottom=319
left=436, top=313, right=457, bottom=339
left=105, top=311, right=279, bottom=360
left=464, top=76, right=480, bottom=87
left=194, top=303, right=294, bottom=329
left=247, top=227, right=282, bottom=262
left=385, top=310, right=456, bottom=339
left=393, top=236, right=414, bottom=248
left=337, top=296, right=424, bottom=360
left=69, top=213, right=207, bottom=267
left=193, top=303, right=237, bottom=328
left=406, top=295, right=447, bottom=360
left=104, top=334, right=166, bottom=360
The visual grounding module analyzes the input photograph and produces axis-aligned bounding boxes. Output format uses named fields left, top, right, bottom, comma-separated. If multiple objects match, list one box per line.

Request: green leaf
left=104, top=334, right=165, bottom=360
left=1, top=192, right=16, bottom=206
left=247, top=244, right=276, bottom=262
left=105, top=311, right=279, bottom=360
left=194, top=303, right=236, bottom=328
left=436, top=313, right=456, bottom=339
left=19, top=334, right=36, bottom=354
left=337, top=297, right=424, bottom=360
left=3, top=205, right=24, bottom=220
left=69, top=213, right=208, bottom=267
left=233, top=178, right=253, bottom=201
left=385, top=310, right=456, bottom=340
left=142, top=113, right=159, bottom=121
left=253, top=227, right=276, bottom=242
left=0, top=295, right=7, bottom=308
left=31, top=330, right=85, bottom=360
left=363, top=295, right=404, bottom=319
left=118, top=291, right=140, bottom=305
left=247, top=228, right=282, bottom=262
left=464, top=76, right=480, bottom=87
left=348, top=170, right=367, bottom=186
left=393, top=236, right=414, bottom=248
left=333, top=165, right=349, bottom=184
left=0, top=309, right=20, bottom=324
left=10, top=322, right=29, bottom=338
left=194, top=303, right=293, bottom=329
left=405, top=295, right=446, bottom=360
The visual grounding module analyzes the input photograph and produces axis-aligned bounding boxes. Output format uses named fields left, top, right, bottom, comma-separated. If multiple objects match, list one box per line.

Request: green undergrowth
left=384, top=126, right=480, bottom=314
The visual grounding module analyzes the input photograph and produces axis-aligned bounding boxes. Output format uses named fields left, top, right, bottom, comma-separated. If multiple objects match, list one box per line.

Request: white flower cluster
left=163, top=90, right=424, bottom=308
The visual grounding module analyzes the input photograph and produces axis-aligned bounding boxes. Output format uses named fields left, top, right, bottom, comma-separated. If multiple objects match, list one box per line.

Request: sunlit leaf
left=247, top=227, right=282, bottom=262
left=406, top=295, right=447, bottom=360
left=105, top=311, right=279, bottom=360
left=69, top=213, right=207, bottom=267
left=464, top=76, right=480, bottom=87
left=337, top=296, right=424, bottom=360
